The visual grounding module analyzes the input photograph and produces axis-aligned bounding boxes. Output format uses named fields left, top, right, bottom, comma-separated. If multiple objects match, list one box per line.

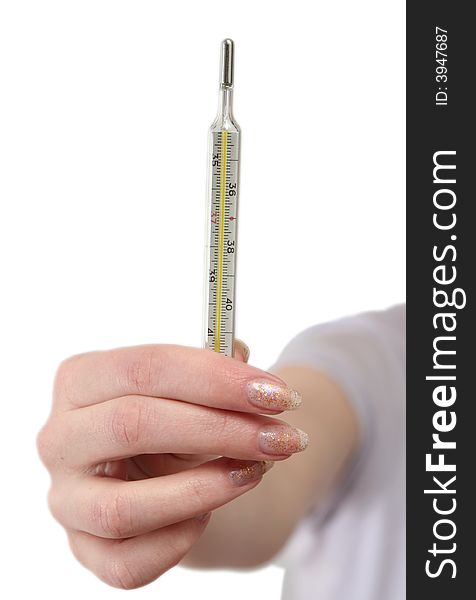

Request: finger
left=54, top=344, right=301, bottom=414
left=126, top=452, right=220, bottom=479
left=67, top=514, right=211, bottom=589
left=51, top=395, right=308, bottom=468
left=233, top=339, right=250, bottom=363
left=50, top=457, right=274, bottom=539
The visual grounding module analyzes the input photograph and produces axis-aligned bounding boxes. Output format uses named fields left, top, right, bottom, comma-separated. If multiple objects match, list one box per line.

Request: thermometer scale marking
left=215, top=130, right=227, bottom=351
left=207, top=129, right=239, bottom=355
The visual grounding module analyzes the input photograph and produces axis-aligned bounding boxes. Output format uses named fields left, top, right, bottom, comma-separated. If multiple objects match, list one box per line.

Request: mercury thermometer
left=203, top=39, right=241, bottom=357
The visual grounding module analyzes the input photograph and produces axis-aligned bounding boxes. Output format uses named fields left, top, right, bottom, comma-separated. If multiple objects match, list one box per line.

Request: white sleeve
left=272, top=305, right=406, bottom=580
left=270, top=304, right=406, bottom=567
left=271, top=304, right=406, bottom=460
left=271, top=305, right=406, bottom=598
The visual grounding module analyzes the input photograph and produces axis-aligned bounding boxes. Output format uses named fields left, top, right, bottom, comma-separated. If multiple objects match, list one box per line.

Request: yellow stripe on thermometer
left=214, top=130, right=228, bottom=352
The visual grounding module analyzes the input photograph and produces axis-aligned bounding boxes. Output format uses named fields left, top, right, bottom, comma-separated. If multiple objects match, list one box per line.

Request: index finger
left=54, top=344, right=302, bottom=414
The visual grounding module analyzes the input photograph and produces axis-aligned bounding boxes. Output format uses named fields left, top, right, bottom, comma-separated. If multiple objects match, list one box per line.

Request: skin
left=37, top=340, right=358, bottom=589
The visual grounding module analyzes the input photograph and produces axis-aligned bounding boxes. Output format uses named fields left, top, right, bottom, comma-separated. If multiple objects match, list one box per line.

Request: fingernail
left=195, top=512, right=212, bottom=524
left=247, top=380, right=302, bottom=411
left=258, top=424, right=309, bottom=455
left=234, top=339, right=250, bottom=363
left=228, top=460, right=275, bottom=487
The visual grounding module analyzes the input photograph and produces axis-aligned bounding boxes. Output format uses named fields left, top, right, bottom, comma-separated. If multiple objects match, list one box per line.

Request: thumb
left=233, top=339, right=250, bottom=363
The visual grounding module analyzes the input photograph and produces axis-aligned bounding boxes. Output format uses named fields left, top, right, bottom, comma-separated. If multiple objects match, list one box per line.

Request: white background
left=0, top=0, right=404, bottom=598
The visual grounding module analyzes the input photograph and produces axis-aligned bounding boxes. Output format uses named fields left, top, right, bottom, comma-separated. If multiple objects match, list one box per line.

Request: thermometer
left=203, top=39, right=241, bottom=357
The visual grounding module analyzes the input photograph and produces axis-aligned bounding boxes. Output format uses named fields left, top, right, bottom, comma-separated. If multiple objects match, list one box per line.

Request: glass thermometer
left=203, top=39, right=241, bottom=357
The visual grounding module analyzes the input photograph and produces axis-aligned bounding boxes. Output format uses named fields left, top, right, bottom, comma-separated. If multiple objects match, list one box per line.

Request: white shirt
left=271, top=305, right=405, bottom=600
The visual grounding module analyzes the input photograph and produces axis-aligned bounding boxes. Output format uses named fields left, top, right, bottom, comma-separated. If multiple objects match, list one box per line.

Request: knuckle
left=91, top=489, right=135, bottom=538
left=37, top=415, right=70, bottom=469
left=123, top=348, right=156, bottom=394
left=47, top=485, right=62, bottom=521
left=53, top=353, right=84, bottom=403
left=104, top=556, right=146, bottom=590
left=36, top=423, right=52, bottom=465
left=36, top=421, right=58, bottom=468
left=108, top=396, right=151, bottom=447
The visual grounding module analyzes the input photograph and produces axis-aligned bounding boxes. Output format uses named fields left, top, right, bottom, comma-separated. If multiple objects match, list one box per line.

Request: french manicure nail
left=228, top=460, right=275, bottom=487
left=247, top=380, right=302, bottom=411
left=240, top=341, right=250, bottom=363
left=234, top=339, right=250, bottom=363
left=258, top=424, right=309, bottom=455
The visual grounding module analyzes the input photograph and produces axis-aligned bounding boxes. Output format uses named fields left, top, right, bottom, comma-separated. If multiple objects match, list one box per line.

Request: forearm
left=182, top=366, right=359, bottom=569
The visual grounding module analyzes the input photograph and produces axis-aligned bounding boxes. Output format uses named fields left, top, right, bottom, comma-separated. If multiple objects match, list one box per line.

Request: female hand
left=37, top=343, right=307, bottom=589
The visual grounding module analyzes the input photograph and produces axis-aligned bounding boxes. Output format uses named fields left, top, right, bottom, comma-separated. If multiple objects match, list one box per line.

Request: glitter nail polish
left=228, top=460, right=274, bottom=487
left=247, top=380, right=302, bottom=411
left=258, top=424, right=309, bottom=455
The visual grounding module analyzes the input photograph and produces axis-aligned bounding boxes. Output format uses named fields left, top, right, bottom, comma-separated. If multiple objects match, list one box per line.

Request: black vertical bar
left=407, top=2, right=474, bottom=597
